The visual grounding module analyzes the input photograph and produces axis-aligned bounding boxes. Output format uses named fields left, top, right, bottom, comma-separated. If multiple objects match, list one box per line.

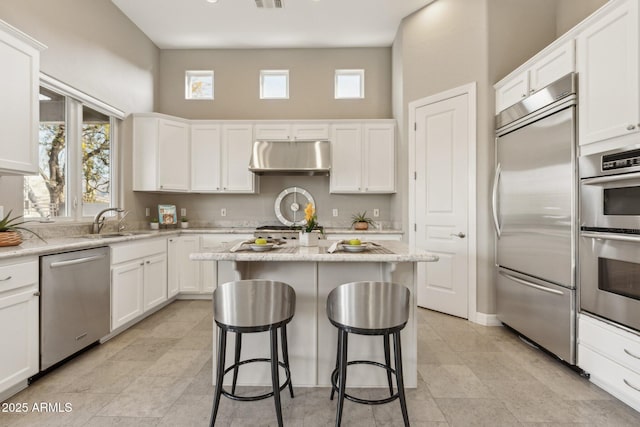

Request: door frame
left=408, top=82, right=478, bottom=323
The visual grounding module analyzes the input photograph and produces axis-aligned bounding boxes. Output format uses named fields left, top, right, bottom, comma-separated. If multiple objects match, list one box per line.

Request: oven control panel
left=602, top=148, right=640, bottom=171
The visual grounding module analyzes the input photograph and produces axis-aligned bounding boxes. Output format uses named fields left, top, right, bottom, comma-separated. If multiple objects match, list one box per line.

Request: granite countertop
left=0, top=227, right=405, bottom=260
left=190, top=239, right=437, bottom=263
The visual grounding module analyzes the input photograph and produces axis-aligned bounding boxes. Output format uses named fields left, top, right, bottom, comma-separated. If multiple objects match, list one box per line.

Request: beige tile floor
left=2, top=300, right=640, bottom=426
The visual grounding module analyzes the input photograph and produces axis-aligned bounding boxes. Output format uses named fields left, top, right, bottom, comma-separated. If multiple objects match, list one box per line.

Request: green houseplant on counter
left=150, top=217, right=159, bottom=230
left=180, top=217, right=189, bottom=229
left=351, top=211, right=375, bottom=230
left=0, top=210, right=45, bottom=247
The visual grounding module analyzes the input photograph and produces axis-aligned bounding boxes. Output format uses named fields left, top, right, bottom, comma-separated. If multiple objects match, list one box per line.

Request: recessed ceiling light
left=206, top=0, right=219, bottom=3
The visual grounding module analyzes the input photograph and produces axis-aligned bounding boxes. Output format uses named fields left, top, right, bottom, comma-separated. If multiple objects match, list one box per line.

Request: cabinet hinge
left=414, top=171, right=417, bottom=180
left=414, top=122, right=417, bottom=131
left=414, top=223, right=417, bottom=232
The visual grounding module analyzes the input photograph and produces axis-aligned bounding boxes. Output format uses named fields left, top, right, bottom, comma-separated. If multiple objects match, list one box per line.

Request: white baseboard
left=473, top=312, right=502, bottom=327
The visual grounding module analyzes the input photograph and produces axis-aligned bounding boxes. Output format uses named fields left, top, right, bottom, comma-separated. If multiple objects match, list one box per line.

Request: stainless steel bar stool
left=326, top=281, right=411, bottom=427
left=210, top=280, right=296, bottom=427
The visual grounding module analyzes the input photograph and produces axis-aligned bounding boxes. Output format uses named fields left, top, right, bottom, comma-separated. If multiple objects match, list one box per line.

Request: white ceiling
left=111, top=0, right=434, bottom=49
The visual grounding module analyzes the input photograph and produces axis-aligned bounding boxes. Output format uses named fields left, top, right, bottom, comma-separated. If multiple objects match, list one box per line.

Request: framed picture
left=158, top=204, right=177, bottom=225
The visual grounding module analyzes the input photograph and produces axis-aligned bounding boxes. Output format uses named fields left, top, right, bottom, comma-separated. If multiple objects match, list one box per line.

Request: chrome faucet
left=92, top=207, right=125, bottom=234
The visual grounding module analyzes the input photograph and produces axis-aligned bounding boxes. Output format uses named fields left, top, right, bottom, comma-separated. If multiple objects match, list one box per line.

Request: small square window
left=260, top=70, right=289, bottom=99
left=185, top=70, right=214, bottom=100
left=335, top=69, right=364, bottom=99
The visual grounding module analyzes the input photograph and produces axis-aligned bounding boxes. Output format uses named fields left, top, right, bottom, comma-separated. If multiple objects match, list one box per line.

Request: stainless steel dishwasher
left=40, top=246, right=110, bottom=371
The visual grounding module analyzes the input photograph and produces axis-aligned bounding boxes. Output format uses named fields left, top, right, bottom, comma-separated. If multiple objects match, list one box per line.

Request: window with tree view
left=24, top=85, right=117, bottom=220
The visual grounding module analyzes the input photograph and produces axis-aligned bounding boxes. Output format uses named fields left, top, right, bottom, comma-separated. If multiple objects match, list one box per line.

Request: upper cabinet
left=577, top=0, right=639, bottom=147
left=254, top=122, right=329, bottom=140
left=330, top=121, right=396, bottom=194
left=495, top=40, right=575, bottom=114
left=221, top=124, right=257, bottom=193
left=132, top=114, right=190, bottom=192
left=190, top=123, right=222, bottom=192
left=0, top=21, right=46, bottom=175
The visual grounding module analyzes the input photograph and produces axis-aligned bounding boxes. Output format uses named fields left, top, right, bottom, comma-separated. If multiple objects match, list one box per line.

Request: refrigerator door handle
left=498, top=269, right=564, bottom=296
left=492, top=163, right=502, bottom=238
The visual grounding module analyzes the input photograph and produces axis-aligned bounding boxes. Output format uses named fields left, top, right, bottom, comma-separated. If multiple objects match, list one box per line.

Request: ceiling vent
left=255, top=0, right=283, bottom=8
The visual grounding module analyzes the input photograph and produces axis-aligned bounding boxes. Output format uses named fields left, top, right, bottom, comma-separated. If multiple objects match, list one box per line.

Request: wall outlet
left=180, top=208, right=186, bottom=217
left=373, top=208, right=380, bottom=217
left=332, top=208, right=338, bottom=217
left=221, top=208, right=227, bottom=217
left=145, top=207, right=150, bottom=217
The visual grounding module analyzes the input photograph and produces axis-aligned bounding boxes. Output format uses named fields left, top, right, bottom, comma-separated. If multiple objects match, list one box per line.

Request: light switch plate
left=181, top=208, right=186, bottom=217
left=145, top=207, right=150, bottom=217
left=373, top=209, right=379, bottom=217
left=332, top=209, right=338, bottom=217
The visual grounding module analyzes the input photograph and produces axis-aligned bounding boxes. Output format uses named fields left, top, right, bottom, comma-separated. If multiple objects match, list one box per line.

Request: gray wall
left=392, top=0, right=603, bottom=315
left=0, top=0, right=159, bottom=220
left=159, top=48, right=392, bottom=120
left=147, top=47, right=396, bottom=229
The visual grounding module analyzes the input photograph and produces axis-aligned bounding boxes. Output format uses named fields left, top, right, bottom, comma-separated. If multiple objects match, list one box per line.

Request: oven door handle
left=492, top=163, right=502, bottom=238
left=498, top=269, right=564, bottom=296
left=581, top=231, right=640, bottom=244
left=581, top=171, right=640, bottom=185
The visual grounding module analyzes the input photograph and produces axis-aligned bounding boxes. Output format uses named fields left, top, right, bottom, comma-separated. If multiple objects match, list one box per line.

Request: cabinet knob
left=146, top=260, right=151, bottom=264
left=33, top=291, right=41, bottom=297
left=140, top=262, right=144, bottom=266
left=530, top=89, right=535, bottom=93
left=627, top=124, right=636, bottom=131
left=521, top=94, right=526, bottom=98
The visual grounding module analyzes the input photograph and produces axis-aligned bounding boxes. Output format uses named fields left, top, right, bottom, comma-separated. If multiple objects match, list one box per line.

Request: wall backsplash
left=147, top=175, right=398, bottom=229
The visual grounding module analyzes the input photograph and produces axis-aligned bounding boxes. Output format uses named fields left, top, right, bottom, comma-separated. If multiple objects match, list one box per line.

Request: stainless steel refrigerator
left=493, top=73, right=577, bottom=364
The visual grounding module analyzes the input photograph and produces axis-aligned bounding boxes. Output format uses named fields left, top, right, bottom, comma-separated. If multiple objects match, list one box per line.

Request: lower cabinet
left=578, top=313, right=640, bottom=412
left=201, top=234, right=252, bottom=293
left=111, top=238, right=167, bottom=331
left=0, top=257, right=39, bottom=399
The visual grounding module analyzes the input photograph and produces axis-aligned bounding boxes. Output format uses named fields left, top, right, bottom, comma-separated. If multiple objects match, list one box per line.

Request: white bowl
left=342, top=244, right=367, bottom=253
left=250, top=243, right=274, bottom=252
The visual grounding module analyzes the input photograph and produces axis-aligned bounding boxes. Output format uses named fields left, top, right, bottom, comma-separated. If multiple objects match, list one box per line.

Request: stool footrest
left=220, top=358, right=292, bottom=402
left=331, top=360, right=399, bottom=405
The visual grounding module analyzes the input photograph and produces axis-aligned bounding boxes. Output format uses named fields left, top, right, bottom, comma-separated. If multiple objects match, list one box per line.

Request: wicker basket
left=0, top=231, right=23, bottom=247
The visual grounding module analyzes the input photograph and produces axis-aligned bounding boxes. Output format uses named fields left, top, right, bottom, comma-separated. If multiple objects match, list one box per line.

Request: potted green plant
left=351, top=211, right=375, bottom=230
left=150, top=217, right=159, bottom=230
left=0, top=210, right=45, bottom=247
left=180, top=216, right=189, bottom=229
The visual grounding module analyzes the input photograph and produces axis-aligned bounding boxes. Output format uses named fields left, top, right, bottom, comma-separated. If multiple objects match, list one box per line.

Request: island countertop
left=189, top=239, right=438, bottom=263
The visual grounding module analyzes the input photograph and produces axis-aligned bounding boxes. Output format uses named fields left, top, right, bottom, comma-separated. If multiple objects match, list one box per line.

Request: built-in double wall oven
left=580, top=144, right=640, bottom=332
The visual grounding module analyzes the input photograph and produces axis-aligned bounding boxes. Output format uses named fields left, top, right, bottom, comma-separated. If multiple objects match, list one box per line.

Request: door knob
left=450, top=232, right=466, bottom=238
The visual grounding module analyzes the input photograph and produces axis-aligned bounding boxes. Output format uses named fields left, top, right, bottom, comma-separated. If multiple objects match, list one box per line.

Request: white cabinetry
left=255, top=122, right=329, bottom=140
left=0, top=257, right=38, bottom=399
left=221, top=124, right=256, bottom=193
left=111, top=238, right=167, bottom=330
left=0, top=21, right=45, bottom=175
left=190, top=124, right=221, bottom=192
left=132, top=114, right=190, bottom=192
left=579, top=314, right=640, bottom=412
left=577, top=0, right=639, bottom=147
left=495, top=40, right=575, bottom=113
left=330, top=122, right=396, bottom=194
left=174, top=235, right=202, bottom=294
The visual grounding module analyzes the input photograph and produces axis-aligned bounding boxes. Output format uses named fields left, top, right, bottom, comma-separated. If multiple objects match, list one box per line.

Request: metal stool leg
left=383, top=333, right=394, bottom=396
left=335, top=329, right=348, bottom=427
left=231, top=332, right=242, bottom=395
left=280, top=326, right=295, bottom=398
left=393, top=331, right=410, bottom=427
left=210, top=329, right=227, bottom=427
left=270, top=329, right=284, bottom=427
left=330, top=332, right=340, bottom=400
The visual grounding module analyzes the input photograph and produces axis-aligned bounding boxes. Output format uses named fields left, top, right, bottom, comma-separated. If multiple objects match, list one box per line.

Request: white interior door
left=413, top=92, right=471, bottom=318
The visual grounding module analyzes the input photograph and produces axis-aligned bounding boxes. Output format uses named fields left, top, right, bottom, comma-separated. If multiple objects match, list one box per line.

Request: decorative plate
left=342, top=244, right=367, bottom=253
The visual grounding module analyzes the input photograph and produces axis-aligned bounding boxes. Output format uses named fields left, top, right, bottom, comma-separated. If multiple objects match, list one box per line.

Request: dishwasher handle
left=49, top=254, right=107, bottom=268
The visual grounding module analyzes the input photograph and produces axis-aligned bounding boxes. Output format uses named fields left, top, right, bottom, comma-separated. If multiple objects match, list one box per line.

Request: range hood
left=249, top=140, right=331, bottom=176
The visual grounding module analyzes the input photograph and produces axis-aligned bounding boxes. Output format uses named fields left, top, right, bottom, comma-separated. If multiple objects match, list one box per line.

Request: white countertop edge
left=190, top=252, right=437, bottom=262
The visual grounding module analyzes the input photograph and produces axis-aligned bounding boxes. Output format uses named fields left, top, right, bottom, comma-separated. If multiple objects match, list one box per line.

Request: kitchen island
left=191, top=239, right=437, bottom=388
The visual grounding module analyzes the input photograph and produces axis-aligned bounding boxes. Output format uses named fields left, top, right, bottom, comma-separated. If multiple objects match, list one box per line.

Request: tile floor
left=2, top=300, right=640, bottom=426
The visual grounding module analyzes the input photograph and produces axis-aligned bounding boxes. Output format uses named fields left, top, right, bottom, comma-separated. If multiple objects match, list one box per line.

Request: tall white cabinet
left=330, top=121, right=396, bottom=194
left=132, top=114, right=190, bottom=192
left=0, top=20, right=45, bottom=175
left=577, top=0, right=639, bottom=146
